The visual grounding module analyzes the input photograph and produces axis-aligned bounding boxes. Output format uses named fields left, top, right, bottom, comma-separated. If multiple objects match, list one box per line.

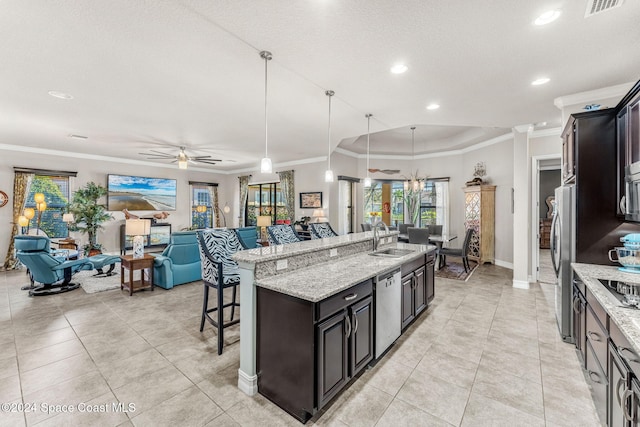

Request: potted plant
left=67, top=182, right=113, bottom=256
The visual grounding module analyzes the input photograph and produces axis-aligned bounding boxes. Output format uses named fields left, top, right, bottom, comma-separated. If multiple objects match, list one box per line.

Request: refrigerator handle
left=550, top=210, right=560, bottom=277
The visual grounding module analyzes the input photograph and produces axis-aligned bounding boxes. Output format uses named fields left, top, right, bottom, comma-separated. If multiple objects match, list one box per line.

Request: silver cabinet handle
left=623, top=388, right=634, bottom=422
left=572, top=297, right=581, bottom=314
left=344, top=294, right=357, bottom=301
left=617, top=378, right=626, bottom=408
left=345, top=315, right=352, bottom=338
left=621, top=195, right=627, bottom=215
left=587, top=331, right=601, bottom=342
left=620, top=347, right=640, bottom=363
left=588, top=370, right=602, bottom=384
left=353, top=313, right=358, bottom=335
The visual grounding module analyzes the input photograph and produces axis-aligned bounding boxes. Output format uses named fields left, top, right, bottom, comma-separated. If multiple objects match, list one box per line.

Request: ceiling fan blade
left=195, top=159, right=218, bottom=165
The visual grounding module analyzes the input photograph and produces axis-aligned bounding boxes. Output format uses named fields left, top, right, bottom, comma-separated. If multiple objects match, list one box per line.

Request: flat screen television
left=107, top=174, right=177, bottom=211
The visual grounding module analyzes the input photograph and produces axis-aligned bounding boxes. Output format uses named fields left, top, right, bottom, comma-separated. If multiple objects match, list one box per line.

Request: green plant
left=67, top=182, right=113, bottom=254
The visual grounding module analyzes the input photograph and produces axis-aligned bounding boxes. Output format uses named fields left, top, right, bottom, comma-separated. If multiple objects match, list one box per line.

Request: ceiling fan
left=139, top=146, right=222, bottom=169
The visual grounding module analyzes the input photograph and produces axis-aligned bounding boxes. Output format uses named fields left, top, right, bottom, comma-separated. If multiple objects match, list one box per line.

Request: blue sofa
left=235, top=226, right=261, bottom=249
left=152, top=231, right=202, bottom=289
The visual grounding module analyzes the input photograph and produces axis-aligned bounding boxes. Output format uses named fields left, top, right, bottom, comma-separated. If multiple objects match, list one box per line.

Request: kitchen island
left=233, top=231, right=436, bottom=422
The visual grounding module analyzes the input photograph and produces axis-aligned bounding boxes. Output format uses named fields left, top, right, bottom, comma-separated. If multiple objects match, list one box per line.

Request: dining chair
left=407, top=227, right=430, bottom=244
left=361, top=223, right=372, bottom=232
left=439, top=228, right=475, bottom=272
left=397, top=223, right=414, bottom=242
left=427, top=225, right=443, bottom=236
left=196, top=229, right=243, bottom=355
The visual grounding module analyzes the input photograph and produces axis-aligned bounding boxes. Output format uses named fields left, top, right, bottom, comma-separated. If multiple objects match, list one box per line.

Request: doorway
left=338, top=178, right=357, bottom=234
left=532, top=156, right=561, bottom=284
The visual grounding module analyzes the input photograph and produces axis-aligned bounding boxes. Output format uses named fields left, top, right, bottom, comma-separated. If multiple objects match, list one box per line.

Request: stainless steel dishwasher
left=375, top=268, right=402, bottom=358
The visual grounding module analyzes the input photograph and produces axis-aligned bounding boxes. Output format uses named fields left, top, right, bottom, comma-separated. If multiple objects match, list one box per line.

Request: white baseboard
left=237, top=369, right=258, bottom=396
left=512, top=279, right=530, bottom=289
left=495, top=259, right=514, bottom=269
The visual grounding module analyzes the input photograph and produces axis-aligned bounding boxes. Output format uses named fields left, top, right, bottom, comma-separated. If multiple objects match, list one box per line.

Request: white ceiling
left=0, top=0, right=639, bottom=171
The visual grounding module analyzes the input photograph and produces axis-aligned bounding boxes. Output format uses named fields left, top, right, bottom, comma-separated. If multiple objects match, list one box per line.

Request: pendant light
left=260, top=50, right=273, bottom=173
left=404, top=126, right=422, bottom=191
left=364, top=113, right=373, bottom=187
left=324, top=90, right=335, bottom=182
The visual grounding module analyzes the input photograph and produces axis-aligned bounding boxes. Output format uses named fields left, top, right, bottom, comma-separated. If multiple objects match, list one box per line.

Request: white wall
left=0, top=148, right=227, bottom=258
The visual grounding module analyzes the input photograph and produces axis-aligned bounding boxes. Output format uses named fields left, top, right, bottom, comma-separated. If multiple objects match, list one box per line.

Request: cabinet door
left=609, top=343, right=631, bottom=427
left=573, top=286, right=587, bottom=368
left=414, top=266, right=427, bottom=315
left=426, top=259, right=435, bottom=304
left=631, top=377, right=640, bottom=426
left=618, top=108, right=629, bottom=215
left=563, top=125, right=576, bottom=183
left=316, top=310, right=349, bottom=408
left=401, top=274, right=414, bottom=329
left=630, top=100, right=640, bottom=165
left=350, top=296, right=373, bottom=376
left=586, top=340, right=608, bottom=424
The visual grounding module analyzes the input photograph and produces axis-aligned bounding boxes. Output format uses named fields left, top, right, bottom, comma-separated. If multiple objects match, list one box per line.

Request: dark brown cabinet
left=573, top=279, right=587, bottom=368
left=616, top=80, right=640, bottom=218
left=562, top=122, right=576, bottom=183
left=401, top=254, right=429, bottom=330
left=257, top=279, right=373, bottom=423
left=426, top=254, right=435, bottom=304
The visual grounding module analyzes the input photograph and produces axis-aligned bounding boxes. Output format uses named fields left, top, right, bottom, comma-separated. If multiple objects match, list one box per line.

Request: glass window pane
left=25, top=175, right=69, bottom=238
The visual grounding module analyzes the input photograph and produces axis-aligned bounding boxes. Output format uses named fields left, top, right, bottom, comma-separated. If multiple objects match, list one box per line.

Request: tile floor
left=0, top=264, right=601, bottom=426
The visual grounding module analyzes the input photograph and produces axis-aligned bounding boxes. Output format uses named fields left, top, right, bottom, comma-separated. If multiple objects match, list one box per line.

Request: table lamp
left=257, top=215, right=272, bottom=243
left=62, top=213, right=75, bottom=238
left=312, top=208, right=328, bottom=223
left=126, top=219, right=151, bottom=258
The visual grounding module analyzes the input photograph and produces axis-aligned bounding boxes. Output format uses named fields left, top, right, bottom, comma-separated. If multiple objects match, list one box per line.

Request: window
left=25, top=175, right=70, bottom=237
left=363, top=179, right=449, bottom=232
left=245, top=183, right=289, bottom=226
left=191, top=183, right=216, bottom=229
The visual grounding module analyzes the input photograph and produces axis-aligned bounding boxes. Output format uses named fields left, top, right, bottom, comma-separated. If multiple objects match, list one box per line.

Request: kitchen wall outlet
left=330, top=248, right=338, bottom=257
left=276, top=259, right=288, bottom=271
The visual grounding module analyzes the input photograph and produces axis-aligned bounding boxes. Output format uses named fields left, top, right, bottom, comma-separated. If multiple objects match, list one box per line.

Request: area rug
left=436, top=260, right=478, bottom=281
left=76, top=270, right=121, bottom=294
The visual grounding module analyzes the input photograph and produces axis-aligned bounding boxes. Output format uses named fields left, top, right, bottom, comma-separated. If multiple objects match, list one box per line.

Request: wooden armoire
left=463, top=185, right=495, bottom=264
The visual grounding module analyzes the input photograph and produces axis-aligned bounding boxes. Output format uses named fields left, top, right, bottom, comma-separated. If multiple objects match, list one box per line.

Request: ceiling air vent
left=585, top=0, right=624, bottom=17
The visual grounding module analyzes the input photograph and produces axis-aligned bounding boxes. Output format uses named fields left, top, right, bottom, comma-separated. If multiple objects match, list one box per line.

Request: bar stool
left=196, top=229, right=243, bottom=355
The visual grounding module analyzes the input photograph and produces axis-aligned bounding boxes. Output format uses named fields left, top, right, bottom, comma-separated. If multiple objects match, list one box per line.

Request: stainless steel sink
left=369, top=248, right=415, bottom=258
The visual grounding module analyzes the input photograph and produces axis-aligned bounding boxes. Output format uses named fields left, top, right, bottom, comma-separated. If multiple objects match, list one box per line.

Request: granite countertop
left=572, top=263, right=640, bottom=355
left=256, top=242, right=436, bottom=302
left=233, top=230, right=399, bottom=264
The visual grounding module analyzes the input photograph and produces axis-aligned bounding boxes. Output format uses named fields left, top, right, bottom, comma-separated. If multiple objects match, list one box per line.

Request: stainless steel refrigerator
left=550, top=185, right=575, bottom=342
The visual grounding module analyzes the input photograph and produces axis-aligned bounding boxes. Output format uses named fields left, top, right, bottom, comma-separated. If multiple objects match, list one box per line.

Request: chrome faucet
left=372, top=221, right=389, bottom=251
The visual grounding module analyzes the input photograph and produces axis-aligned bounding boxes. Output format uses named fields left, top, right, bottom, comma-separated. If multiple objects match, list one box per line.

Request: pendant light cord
left=326, top=90, right=335, bottom=170
left=261, top=51, right=272, bottom=159
left=366, top=114, right=372, bottom=176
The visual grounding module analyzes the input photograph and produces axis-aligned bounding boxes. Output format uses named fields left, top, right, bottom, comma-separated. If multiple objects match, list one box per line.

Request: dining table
left=398, top=232, right=457, bottom=269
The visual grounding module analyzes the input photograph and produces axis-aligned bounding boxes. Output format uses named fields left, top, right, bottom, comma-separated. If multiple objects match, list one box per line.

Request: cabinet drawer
left=586, top=288, right=608, bottom=331
left=586, top=340, right=607, bottom=424
left=316, top=279, right=373, bottom=322
left=426, top=251, right=435, bottom=263
left=610, top=320, right=640, bottom=379
left=586, top=304, right=608, bottom=368
left=401, top=255, right=425, bottom=276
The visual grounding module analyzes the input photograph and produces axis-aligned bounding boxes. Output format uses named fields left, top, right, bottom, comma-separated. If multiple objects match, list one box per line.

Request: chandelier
left=404, top=126, right=424, bottom=192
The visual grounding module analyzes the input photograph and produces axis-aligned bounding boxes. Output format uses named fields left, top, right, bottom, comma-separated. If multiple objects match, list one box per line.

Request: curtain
left=278, top=170, right=295, bottom=223
left=3, top=172, right=34, bottom=270
left=211, top=185, right=220, bottom=228
left=436, top=181, right=450, bottom=237
left=238, top=175, right=250, bottom=227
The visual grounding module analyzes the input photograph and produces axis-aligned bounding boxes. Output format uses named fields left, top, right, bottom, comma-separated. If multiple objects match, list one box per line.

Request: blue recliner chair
left=14, top=235, right=94, bottom=296
left=235, top=226, right=261, bottom=249
left=152, top=231, right=202, bottom=289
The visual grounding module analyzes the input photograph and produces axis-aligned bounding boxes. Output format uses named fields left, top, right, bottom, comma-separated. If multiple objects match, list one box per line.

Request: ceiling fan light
left=412, top=179, right=421, bottom=192
left=404, top=181, right=409, bottom=191
left=364, top=176, right=372, bottom=187
left=261, top=157, right=273, bottom=173
left=178, top=159, right=188, bottom=169
left=325, top=169, right=334, bottom=183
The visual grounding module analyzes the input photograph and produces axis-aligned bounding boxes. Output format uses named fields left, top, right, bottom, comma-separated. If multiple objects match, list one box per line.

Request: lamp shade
left=125, top=219, right=151, bottom=236
left=257, top=215, right=272, bottom=227
left=36, top=201, right=47, bottom=211
left=18, top=216, right=29, bottom=227
left=34, top=193, right=45, bottom=203
left=62, top=213, right=75, bottom=223
left=196, top=205, right=207, bottom=213
left=23, top=208, right=35, bottom=219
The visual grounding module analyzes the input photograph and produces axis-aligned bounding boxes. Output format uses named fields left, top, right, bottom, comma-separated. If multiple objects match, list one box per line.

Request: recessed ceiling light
left=48, top=91, right=74, bottom=100
left=531, top=77, right=550, bottom=86
left=535, top=10, right=561, bottom=25
left=390, top=64, right=408, bottom=74
left=426, top=103, right=440, bottom=110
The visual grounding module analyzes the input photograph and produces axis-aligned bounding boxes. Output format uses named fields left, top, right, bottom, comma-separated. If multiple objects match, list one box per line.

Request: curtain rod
left=13, top=167, right=78, bottom=177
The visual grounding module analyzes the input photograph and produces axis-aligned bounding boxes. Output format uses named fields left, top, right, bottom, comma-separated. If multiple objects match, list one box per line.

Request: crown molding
left=226, top=156, right=327, bottom=175
left=530, top=127, right=562, bottom=139
left=553, top=81, right=634, bottom=109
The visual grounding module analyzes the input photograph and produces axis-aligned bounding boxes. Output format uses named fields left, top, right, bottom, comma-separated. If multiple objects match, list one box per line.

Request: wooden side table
left=120, top=254, right=155, bottom=296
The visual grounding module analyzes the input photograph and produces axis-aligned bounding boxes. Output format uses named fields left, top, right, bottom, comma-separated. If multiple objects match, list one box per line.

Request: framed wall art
left=299, top=192, right=322, bottom=209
